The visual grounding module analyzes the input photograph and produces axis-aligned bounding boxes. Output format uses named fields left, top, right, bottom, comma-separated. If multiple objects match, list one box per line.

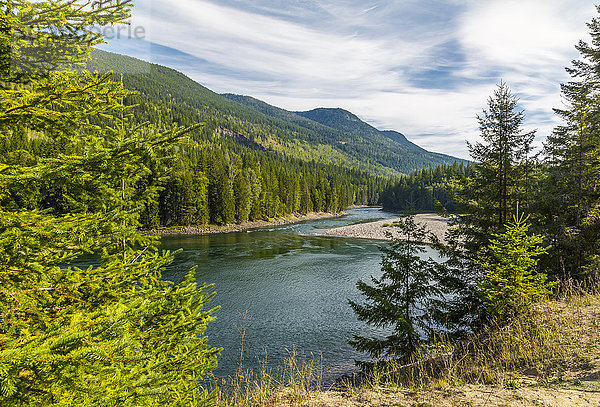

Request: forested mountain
left=297, top=107, right=461, bottom=165
left=295, top=108, right=414, bottom=150
left=22, top=49, right=384, bottom=227
left=87, top=50, right=463, bottom=177
left=64, top=49, right=465, bottom=228
left=380, top=130, right=424, bottom=153
left=224, top=94, right=465, bottom=174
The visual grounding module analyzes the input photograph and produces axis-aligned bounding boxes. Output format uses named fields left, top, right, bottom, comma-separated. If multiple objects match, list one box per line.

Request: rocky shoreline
left=324, top=213, right=450, bottom=242
left=142, top=212, right=345, bottom=236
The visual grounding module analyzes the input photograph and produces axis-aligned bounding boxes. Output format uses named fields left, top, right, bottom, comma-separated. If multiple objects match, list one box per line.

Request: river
left=160, top=207, right=441, bottom=381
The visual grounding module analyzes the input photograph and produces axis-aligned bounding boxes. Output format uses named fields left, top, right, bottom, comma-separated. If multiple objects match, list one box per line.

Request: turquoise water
left=161, top=208, right=439, bottom=380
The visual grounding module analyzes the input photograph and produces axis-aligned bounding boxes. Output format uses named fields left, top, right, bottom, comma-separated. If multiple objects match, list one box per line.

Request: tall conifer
left=435, top=83, right=536, bottom=336
left=0, top=1, right=219, bottom=404
left=349, top=215, right=439, bottom=363
left=543, top=6, right=600, bottom=279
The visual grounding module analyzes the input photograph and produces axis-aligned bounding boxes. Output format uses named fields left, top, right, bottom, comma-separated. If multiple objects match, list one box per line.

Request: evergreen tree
left=466, top=82, right=536, bottom=238
left=0, top=1, right=219, bottom=404
left=477, top=209, right=552, bottom=319
left=542, top=6, right=600, bottom=280
left=349, top=215, right=439, bottom=362
left=208, top=156, right=235, bottom=225
left=233, top=169, right=251, bottom=223
left=433, top=83, right=537, bottom=336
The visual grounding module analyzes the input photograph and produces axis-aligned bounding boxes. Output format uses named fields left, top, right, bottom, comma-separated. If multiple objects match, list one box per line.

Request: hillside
left=308, top=294, right=600, bottom=407
left=87, top=50, right=465, bottom=176
left=224, top=94, right=466, bottom=174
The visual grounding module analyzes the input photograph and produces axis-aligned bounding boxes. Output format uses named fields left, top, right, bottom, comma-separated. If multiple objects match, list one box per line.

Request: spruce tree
left=543, top=6, right=600, bottom=280
left=434, top=83, right=536, bottom=336
left=465, top=81, right=536, bottom=238
left=349, top=215, right=439, bottom=362
left=0, top=1, right=219, bottom=405
left=477, top=209, right=552, bottom=319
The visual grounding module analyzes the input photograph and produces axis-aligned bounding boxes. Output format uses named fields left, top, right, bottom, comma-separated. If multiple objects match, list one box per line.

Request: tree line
left=380, top=162, right=471, bottom=213
left=0, top=127, right=385, bottom=228
left=351, top=15, right=600, bottom=364
left=153, top=145, right=385, bottom=227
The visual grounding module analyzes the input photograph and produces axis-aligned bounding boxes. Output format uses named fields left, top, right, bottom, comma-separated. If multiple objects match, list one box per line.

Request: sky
left=100, top=0, right=599, bottom=159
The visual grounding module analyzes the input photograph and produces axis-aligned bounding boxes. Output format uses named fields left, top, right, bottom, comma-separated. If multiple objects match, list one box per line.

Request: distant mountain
left=296, top=108, right=376, bottom=139
left=223, top=95, right=466, bottom=174
left=88, top=50, right=465, bottom=176
left=295, top=108, right=427, bottom=154
left=221, top=94, right=350, bottom=145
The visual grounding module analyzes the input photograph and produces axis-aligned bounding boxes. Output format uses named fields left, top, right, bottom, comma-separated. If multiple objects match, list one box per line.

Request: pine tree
left=0, top=1, right=219, bottom=404
left=477, top=209, right=552, bottom=319
left=349, top=215, right=439, bottom=362
left=233, top=170, right=251, bottom=223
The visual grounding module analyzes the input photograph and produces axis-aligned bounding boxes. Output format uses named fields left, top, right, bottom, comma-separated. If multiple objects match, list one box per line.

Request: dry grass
left=212, top=287, right=600, bottom=406
left=367, top=299, right=590, bottom=389
left=323, top=288, right=600, bottom=407
left=213, top=349, right=324, bottom=407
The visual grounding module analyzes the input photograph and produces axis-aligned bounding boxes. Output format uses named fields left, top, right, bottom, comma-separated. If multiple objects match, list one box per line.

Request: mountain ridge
left=88, top=49, right=466, bottom=176
left=222, top=94, right=466, bottom=174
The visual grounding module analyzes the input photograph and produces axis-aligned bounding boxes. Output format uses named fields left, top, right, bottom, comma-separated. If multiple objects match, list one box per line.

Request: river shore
left=142, top=211, right=345, bottom=236
left=324, top=213, right=450, bottom=242
left=220, top=293, right=600, bottom=406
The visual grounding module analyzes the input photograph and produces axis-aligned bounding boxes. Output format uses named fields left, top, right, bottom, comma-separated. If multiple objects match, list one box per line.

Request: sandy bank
left=324, top=213, right=450, bottom=242
left=142, top=212, right=345, bottom=236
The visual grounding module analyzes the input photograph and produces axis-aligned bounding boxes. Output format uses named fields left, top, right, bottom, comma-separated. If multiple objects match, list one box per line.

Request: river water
left=161, top=207, right=439, bottom=380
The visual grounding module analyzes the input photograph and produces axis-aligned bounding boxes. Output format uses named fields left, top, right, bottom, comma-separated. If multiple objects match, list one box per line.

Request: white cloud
left=458, top=0, right=587, bottom=69
left=112, top=0, right=600, bottom=160
left=455, top=0, right=596, bottom=155
left=143, top=0, right=433, bottom=90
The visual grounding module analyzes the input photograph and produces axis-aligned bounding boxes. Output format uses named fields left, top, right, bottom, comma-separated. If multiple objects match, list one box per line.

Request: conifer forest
left=1, top=0, right=600, bottom=406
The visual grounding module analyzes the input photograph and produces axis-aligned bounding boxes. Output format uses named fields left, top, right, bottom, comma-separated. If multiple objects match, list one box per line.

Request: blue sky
left=101, top=0, right=598, bottom=159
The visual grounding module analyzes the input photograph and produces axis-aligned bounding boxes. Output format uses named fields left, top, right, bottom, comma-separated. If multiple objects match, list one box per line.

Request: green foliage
left=429, top=83, right=538, bottom=336
left=1, top=49, right=388, bottom=229
left=541, top=5, right=600, bottom=280
left=477, top=210, right=552, bottom=318
left=0, top=0, right=219, bottom=405
left=465, top=81, right=536, bottom=238
left=380, top=162, right=471, bottom=213
left=223, top=96, right=466, bottom=176
left=1, top=0, right=130, bottom=84
left=349, top=215, right=440, bottom=362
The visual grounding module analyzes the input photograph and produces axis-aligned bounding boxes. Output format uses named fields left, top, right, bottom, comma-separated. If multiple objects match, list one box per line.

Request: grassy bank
left=214, top=287, right=600, bottom=406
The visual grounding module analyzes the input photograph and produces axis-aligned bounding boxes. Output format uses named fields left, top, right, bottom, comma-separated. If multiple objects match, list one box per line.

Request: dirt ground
left=304, top=382, right=600, bottom=407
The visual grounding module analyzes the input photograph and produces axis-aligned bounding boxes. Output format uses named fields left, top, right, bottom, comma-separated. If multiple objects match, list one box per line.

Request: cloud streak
left=101, top=0, right=598, bottom=159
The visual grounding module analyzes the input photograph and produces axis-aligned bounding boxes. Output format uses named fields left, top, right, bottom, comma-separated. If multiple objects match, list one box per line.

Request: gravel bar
left=324, top=213, right=450, bottom=242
